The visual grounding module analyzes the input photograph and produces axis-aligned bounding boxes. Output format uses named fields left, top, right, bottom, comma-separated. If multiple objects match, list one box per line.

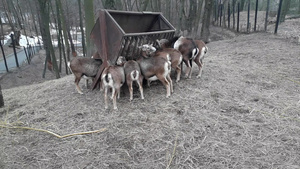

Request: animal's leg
left=127, top=80, right=133, bottom=101
left=188, top=59, right=193, bottom=78
left=111, top=87, right=115, bottom=100
left=175, top=64, right=181, bottom=82
left=113, top=88, right=119, bottom=110
left=137, top=78, right=144, bottom=100
left=183, top=58, right=191, bottom=78
left=157, top=74, right=170, bottom=98
left=194, top=57, right=203, bottom=78
left=104, top=87, right=109, bottom=109
left=75, top=76, right=83, bottom=94
left=167, top=73, right=173, bottom=93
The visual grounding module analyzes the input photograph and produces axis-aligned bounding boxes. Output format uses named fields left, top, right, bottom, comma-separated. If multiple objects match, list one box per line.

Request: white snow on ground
left=3, top=32, right=42, bottom=47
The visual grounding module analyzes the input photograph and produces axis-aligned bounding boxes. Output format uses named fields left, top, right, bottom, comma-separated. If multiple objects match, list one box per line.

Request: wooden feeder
left=90, top=9, right=176, bottom=89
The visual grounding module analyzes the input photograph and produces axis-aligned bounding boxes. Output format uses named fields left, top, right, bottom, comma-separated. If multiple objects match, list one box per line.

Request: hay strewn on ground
left=0, top=25, right=300, bottom=168
left=0, top=19, right=300, bottom=169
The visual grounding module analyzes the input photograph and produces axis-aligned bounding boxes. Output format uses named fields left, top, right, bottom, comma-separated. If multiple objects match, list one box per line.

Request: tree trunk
left=222, top=0, right=228, bottom=27
left=16, top=0, right=30, bottom=46
left=38, top=0, right=60, bottom=78
left=3, top=0, right=16, bottom=37
left=144, top=0, right=150, bottom=11
left=0, top=84, right=4, bottom=108
left=194, top=0, right=204, bottom=35
left=56, top=0, right=71, bottom=62
left=298, top=0, right=300, bottom=14
left=0, top=17, right=4, bottom=44
left=201, top=0, right=213, bottom=43
left=55, top=0, right=69, bottom=74
left=84, top=0, right=95, bottom=57
left=6, top=0, right=23, bottom=30
left=102, top=0, right=116, bottom=9
left=67, top=27, right=77, bottom=57
left=28, top=2, right=40, bottom=43
left=179, top=0, right=186, bottom=33
left=186, top=0, right=197, bottom=35
left=78, top=0, right=86, bottom=57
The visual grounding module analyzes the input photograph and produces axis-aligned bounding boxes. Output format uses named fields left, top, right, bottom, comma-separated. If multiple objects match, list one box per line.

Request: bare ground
left=0, top=22, right=300, bottom=168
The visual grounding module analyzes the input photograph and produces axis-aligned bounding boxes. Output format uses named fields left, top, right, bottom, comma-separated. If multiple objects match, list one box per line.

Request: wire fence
left=0, top=34, right=42, bottom=73
left=213, top=0, right=299, bottom=34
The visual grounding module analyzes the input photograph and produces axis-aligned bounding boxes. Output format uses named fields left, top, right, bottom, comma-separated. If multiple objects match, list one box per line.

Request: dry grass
left=0, top=29, right=300, bottom=168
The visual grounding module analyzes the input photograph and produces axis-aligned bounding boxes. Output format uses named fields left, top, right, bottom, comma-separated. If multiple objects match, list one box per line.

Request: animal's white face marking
left=140, top=44, right=156, bottom=53
left=116, top=56, right=126, bottom=65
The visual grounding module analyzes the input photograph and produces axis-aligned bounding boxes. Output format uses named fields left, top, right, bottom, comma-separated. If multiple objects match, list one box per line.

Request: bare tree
left=0, top=84, right=4, bottom=107
left=201, top=0, right=213, bottom=43
left=78, top=0, right=86, bottom=57
left=37, top=0, right=60, bottom=78
left=56, top=0, right=71, bottom=62
left=84, top=0, right=95, bottom=57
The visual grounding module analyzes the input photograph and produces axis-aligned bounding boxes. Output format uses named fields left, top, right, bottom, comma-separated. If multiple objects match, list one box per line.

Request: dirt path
left=0, top=27, right=299, bottom=168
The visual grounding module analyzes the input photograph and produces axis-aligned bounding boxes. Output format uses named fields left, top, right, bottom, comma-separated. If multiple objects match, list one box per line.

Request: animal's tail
left=104, top=73, right=113, bottom=84
left=131, top=70, right=139, bottom=81
left=204, top=46, right=208, bottom=54
left=189, top=39, right=199, bottom=60
left=191, top=48, right=199, bottom=60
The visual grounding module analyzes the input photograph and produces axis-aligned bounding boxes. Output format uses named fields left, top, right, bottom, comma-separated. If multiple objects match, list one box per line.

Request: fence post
left=215, top=0, right=218, bottom=23
left=265, top=0, right=270, bottom=31
left=237, top=2, right=240, bottom=32
left=228, top=2, right=230, bottom=29
left=10, top=33, right=19, bottom=67
left=275, top=0, right=283, bottom=34
left=0, top=84, right=4, bottom=108
left=254, top=0, right=258, bottom=31
left=233, top=0, right=236, bottom=29
left=0, top=41, right=9, bottom=72
left=24, top=46, right=30, bottom=64
left=219, top=4, right=223, bottom=27
left=29, top=45, right=33, bottom=60
left=247, top=0, right=250, bottom=33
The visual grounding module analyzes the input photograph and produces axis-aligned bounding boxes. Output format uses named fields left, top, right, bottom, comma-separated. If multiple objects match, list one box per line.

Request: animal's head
left=116, top=56, right=126, bottom=66
left=156, top=39, right=169, bottom=48
left=138, top=44, right=156, bottom=55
